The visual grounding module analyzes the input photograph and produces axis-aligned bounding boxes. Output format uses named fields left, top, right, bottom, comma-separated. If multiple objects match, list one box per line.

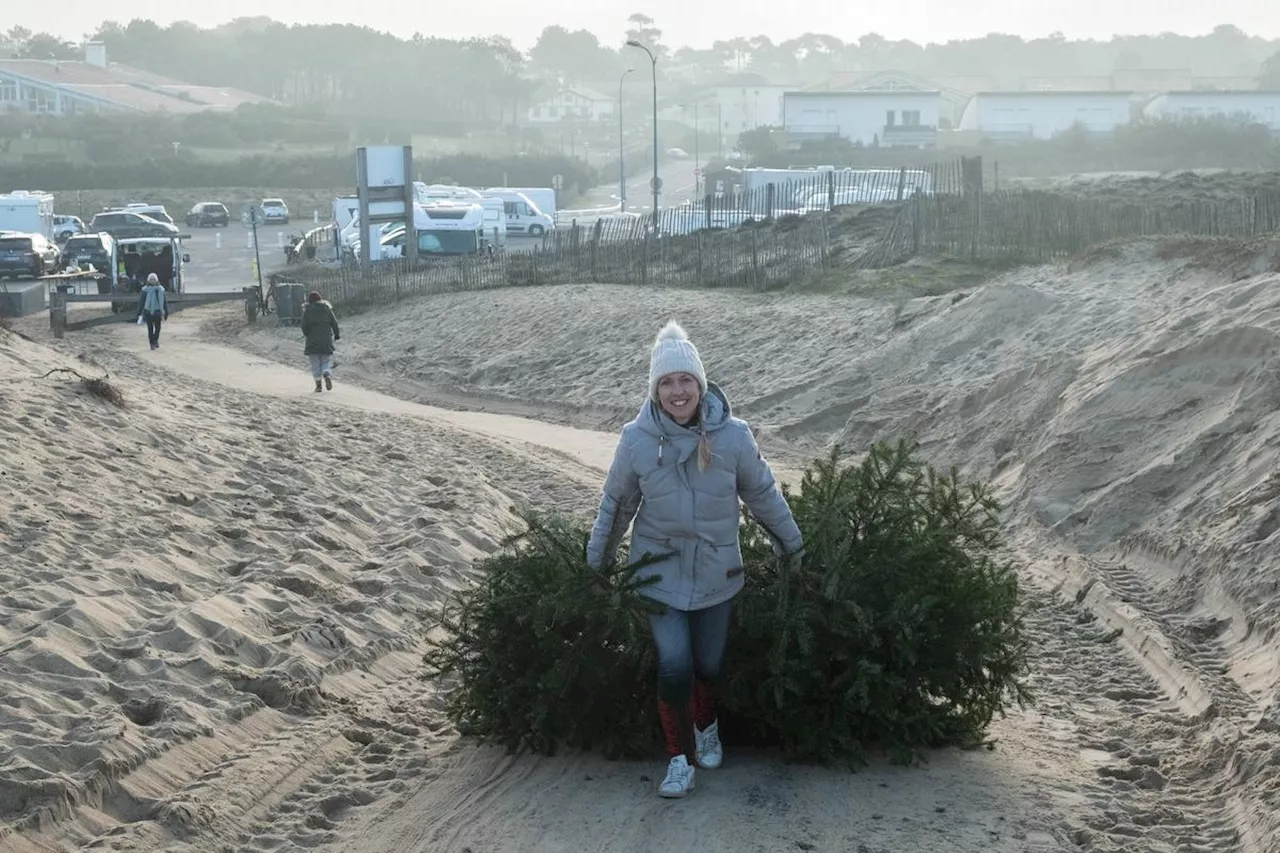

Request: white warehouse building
left=783, top=89, right=940, bottom=148
left=1143, top=90, right=1280, bottom=129
left=957, top=90, right=1135, bottom=140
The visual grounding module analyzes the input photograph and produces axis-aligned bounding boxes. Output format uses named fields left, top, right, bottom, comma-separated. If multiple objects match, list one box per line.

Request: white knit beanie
left=648, top=320, right=707, bottom=400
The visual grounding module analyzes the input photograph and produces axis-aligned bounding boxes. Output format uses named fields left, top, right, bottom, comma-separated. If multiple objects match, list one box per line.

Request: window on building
left=26, top=87, right=56, bottom=114
left=885, top=110, right=897, bottom=126
left=0, top=80, right=16, bottom=102
left=903, top=109, right=921, bottom=126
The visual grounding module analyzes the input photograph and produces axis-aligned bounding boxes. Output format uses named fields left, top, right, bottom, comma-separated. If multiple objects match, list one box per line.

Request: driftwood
left=40, top=367, right=126, bottom=408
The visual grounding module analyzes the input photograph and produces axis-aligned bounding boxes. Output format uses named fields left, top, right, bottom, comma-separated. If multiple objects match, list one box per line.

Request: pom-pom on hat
left=648, top=320, right=706, bottom=400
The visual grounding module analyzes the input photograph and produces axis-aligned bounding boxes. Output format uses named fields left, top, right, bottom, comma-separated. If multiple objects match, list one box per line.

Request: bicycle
left=256, top=277, right=277, bottom=317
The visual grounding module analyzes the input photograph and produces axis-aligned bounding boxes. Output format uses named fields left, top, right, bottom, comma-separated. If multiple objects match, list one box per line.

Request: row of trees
left=537, top=19, right=1280, bottom=89
left=4, top=20, right=1280, bottom=125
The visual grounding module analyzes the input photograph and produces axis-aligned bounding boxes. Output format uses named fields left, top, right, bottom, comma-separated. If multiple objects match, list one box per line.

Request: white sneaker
left=695, top=720, right=723, bottom=769
left=658, top=755, right=696, bottom=798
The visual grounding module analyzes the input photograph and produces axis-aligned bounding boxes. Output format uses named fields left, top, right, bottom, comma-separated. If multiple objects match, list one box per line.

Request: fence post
left=912, top=195, right=921, bottom=256
left=896, top=168, right=907, bottom=202
left=590, top=219, right=603, bottom=282
left=243, top=286, right=258, bottom=324
left=827, top=170, right=836, bottom=211
left=751, top=230, right=760, bottom=290
left=49, top=290, right=66, bottom=339
left=766, top=184, right=775, bottom=220
left=641, top=226, right=650, bottom=285
left=696, top=230, right=705, bottom=286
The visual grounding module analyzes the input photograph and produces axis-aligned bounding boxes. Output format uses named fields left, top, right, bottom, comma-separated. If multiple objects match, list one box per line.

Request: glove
left=334, top=333, right=341, bottom=341
left=776, top=547, right=804, bottom=573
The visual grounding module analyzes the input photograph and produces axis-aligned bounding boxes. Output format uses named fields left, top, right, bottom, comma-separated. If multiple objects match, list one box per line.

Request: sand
left=4, top=236, right=1280, bottom=852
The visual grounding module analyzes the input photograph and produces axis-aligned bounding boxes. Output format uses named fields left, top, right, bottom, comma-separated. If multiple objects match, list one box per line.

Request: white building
left=783, top=89, right=940, bottom=148
left=526, top=88, right=617, bottom=124
left=712, top=74, right=792, bottom=135
left=1143, top=90, right=1280, bottom=129
left=957, top=91, right=1134, bottom=140
left=0, top=42, right=271, bottom=116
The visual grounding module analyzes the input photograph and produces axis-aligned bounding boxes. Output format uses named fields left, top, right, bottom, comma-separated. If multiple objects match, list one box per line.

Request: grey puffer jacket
left=586, top=382, right=803, bottom=612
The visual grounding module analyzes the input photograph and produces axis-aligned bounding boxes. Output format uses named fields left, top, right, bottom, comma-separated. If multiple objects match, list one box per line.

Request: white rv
left=480, top=189, right=554, bottom=238
left=332, top=196, right=359, bottom=232
left=0, top=190, right=56, bottom=240
left=360, top=202, right=487, bottom=260
left=414, top=184, right=505, bottom=249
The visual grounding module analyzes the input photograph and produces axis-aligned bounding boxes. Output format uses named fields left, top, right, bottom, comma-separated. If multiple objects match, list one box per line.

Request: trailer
left=0, top=190, right=56, bottom=240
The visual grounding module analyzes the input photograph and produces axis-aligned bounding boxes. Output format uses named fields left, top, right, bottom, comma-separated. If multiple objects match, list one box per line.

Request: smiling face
left=656, top=372, right=701, bottom=424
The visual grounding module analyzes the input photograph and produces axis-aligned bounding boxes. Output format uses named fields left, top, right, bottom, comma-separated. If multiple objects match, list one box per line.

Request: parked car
left=123, top=203, right=176, bottom=226
left=61, top=231, right=116, bottom=272
left=185, top=201, right=230, bottom=227
left=53, top=215, right=85, bottom=242
left=260, top=198, right=290, bottom=223
left=0, top=232, right=60, bottom=279
left=89, top=210, right=181, bottom=240
left=60, top=231, right=117, bottom=294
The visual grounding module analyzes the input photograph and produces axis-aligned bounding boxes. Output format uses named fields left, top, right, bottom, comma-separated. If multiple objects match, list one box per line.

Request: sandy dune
left=4, top=236, right=1280, bottom=852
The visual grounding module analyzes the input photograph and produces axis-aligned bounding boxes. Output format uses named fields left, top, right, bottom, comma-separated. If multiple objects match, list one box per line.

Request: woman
left=135, top=273, right=168, bottom=351
left=300, top=290, right=341, bottom=392
left=586, top=320, right=803, bottom=799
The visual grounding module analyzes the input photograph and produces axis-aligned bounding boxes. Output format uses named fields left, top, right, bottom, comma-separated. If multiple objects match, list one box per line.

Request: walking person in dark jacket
left=136, top=273, right=169, bottom=350
left=301, top=290, right=340, bottom=392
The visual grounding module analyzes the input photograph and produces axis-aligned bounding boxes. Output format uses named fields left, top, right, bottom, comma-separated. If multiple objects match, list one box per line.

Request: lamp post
left=619, top=67, right=634, bottom=212
left=626, top=39, right=659, bottom=215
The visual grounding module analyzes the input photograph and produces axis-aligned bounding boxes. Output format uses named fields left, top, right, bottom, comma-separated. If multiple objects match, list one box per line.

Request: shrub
left=424, top=512, right=665, bottom=759
left=424, top=439, right=1031, bottom=766
left=727, top=440, right=1030, bottom=765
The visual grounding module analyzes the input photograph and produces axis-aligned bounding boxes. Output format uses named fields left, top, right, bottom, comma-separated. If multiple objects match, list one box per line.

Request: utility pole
left=620, top=67, right=634, bottom=212
left=626, top=39, right=660, bottom=215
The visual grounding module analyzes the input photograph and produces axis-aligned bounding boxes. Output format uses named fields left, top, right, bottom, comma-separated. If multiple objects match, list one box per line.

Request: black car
left=186, top=202, right=230, bottom=228
left=60, top=229, right=115, bottom=275
left=89, top=211, right=180, bottom=240
left=0, top=232, right=60, bottom=279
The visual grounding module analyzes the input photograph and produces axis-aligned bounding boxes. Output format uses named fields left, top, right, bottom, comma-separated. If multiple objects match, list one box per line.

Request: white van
left=492, top=187, right=556, bottom=220
left=479, top=189, right=554, bottom=238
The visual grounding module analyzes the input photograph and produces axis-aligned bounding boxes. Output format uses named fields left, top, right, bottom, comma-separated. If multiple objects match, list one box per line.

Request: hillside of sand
left=203, top=236, right=1280, bottom=850
left=1, top=311, right=1162, bottom=853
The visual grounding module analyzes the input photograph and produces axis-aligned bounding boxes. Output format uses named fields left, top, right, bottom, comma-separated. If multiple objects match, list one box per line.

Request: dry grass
left=41, top=367, right=126, bottom=408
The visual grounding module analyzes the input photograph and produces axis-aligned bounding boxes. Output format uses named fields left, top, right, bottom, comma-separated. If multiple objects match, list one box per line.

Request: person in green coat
left=301, top=290, right=341, bottom=392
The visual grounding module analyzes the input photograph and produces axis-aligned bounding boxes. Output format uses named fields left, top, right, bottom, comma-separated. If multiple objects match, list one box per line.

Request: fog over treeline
left=3, top=18, right=1279, bottom=124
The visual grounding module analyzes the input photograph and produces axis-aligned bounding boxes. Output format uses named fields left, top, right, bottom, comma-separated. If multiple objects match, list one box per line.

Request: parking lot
left=178, top=224, right=546, bottom=294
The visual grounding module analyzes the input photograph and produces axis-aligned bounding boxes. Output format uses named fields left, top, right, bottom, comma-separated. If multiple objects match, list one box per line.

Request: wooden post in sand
left=49, top=290, right=67, bottom=339
left=243, top=286, right=258, bottom=324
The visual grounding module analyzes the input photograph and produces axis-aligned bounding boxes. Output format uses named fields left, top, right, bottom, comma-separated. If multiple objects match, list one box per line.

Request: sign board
left=355, top=145, right=416, bottom=278
left=551, top=174, right=563, bottom=191
left=650, top=176, right=664, bottom=192
left=361, top=145, right=409, bottom=187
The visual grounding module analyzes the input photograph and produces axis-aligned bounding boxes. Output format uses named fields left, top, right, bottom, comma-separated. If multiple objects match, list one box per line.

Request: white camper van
left=414, top=184, right=505, bottom=249
left=494, top=187, right=556, bottom=221
left=362, top=202, right=487, bottom=260
left=480, top=189, right=554, bottom=238
left=332, top=196, right=359, bottom=232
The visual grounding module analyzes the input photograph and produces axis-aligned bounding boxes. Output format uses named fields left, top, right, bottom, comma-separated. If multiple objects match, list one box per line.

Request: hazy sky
left=12, top=0, right=1280, bottom=51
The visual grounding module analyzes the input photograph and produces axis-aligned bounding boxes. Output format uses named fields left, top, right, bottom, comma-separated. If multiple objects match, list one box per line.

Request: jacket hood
left=634, top=380, right=732, bottom=438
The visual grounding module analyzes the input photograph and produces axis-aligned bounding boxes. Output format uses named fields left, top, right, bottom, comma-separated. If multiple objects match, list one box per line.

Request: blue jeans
left=648, top=600, right=732, bottom=705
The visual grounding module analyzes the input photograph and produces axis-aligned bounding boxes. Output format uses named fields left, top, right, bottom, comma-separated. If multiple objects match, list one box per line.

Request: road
left=572, top=158, right=699, bottom=215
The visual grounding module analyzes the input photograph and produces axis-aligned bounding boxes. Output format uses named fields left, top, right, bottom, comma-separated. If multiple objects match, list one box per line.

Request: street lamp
left=680, top=102, right=701, bottom=194
left=626, top=39, right=659, bottom=215
left=619, top=67, right=634, bottom=212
